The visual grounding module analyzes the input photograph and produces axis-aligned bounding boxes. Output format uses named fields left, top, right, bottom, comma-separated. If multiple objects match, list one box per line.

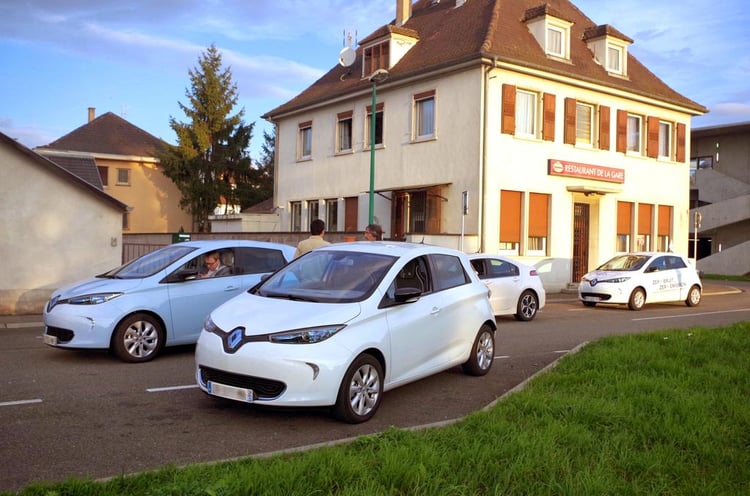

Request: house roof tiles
left=38, top=112, right=166, bottom=157
left=264, top=0, right=706, bottom=120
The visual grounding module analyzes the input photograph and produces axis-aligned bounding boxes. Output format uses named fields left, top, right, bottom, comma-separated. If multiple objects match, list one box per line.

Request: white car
left=43, top=240, right=296, bottom=362
left=468, top=254, right=546, bottom=321
left=578, top=252, right=702, bottom=311
left=195, top=242, right=497, bottom=423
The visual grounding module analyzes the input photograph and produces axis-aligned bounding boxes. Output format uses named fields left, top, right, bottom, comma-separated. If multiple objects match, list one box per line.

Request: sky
left=1, top=0, right=749, bottom=160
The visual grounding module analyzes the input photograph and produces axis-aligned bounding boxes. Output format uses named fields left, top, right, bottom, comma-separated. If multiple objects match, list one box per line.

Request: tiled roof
left=37, top=152, right=103, bottom=190
left=264, top=0, right=706, bottom=119
left=38, top=112, right=166, bottom=157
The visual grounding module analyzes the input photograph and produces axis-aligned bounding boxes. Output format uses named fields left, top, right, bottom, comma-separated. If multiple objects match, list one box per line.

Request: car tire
left=462, top=324, right=495, bottom=376
left=514, top=290, right=539, bottom=321
left=112, top=313, right=165, bottom=363
left=685, top=285, right=702, bottom=307
left=582, top=301, right=597, bottom=307
left=628, top=288, right=646, bottom=311
left=333, top=354, right=383, bottom=424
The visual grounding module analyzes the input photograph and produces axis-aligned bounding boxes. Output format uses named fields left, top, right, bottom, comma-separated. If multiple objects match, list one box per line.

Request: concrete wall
left=0, top=146, right=123, bottom=314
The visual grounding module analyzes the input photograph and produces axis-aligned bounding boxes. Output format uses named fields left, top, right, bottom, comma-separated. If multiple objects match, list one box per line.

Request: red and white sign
left=548, top=159, right=625, bottom=184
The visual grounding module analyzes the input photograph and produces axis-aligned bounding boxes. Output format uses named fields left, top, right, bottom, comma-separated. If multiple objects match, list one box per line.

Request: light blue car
left=43, top=240, right=295, bottom=362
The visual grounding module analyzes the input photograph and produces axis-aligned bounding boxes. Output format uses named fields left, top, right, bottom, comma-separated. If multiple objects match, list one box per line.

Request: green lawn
left=9, top=322, right=750, bottom=496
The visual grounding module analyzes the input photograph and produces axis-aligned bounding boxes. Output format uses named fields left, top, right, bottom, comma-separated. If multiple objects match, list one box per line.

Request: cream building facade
left=264, top=0, right=706, bottom=291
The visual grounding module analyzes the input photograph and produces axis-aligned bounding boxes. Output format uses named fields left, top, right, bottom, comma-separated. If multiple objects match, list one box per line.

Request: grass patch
left=9, top=323, right=750, bottom=496
left=702, top=273, right=750, bottom=282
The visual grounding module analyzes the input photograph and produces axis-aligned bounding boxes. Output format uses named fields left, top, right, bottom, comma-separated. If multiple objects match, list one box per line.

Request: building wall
left=272, top=64, right=695, bottom=290
left=98, top=156, right=192, bottom=233
left=0, top=147, right=123, bottom=314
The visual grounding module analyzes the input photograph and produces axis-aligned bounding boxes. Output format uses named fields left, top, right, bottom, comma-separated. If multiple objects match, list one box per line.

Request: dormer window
left=584, top=25, right=632, bottom=77
left=363, top=42, right=389, bottom=77
left=523, top=5, right=573, bottom=61
left=606, top=43, right=625, bottom=74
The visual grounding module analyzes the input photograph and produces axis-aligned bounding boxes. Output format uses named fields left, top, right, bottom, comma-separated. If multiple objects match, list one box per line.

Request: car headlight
left=204, top=315, right=221, bottom=334
left=601, top=277, right=631, bottom=284
left=269, top=325, right=345, bottom=344
left=65, top=293, right=123, bottom=305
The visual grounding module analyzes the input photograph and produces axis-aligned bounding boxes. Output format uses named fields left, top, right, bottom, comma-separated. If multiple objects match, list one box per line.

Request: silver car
left=43, top=240, right=295, bottom=362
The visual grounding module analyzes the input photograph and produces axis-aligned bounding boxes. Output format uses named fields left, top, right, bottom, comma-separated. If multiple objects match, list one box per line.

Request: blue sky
left=1, top=0, right=748, bottom=159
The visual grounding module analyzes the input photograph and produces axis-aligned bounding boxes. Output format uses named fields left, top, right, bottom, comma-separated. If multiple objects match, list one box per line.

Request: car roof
left=315, top=241, right=469, bottom=259
left=175, top=239, right=293, bottom=250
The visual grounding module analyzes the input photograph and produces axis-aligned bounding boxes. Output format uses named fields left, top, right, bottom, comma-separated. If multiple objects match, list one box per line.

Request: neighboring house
left=690, top=122, right=750, bottom=276
left=0, top=131, right=128, bottom=315
left=263, top=0, right=706, bottom=291
left=36, top=108, right=192, bottom=234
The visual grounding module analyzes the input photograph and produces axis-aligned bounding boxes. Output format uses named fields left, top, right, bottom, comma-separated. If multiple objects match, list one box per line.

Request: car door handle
left=223, top=285, right=239, bottom=292
left=430, top=307, right=441, bottom=315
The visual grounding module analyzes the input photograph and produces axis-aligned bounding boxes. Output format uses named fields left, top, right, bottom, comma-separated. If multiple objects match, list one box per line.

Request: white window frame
left=414, top=93, right=436, bottom=140
left=606, top=44, right=624, bottom=74
left=515, top=89, right=538, bottom=138
left=298, top=123, right=312, bottom=160
left=576, top=102, right=594, bottom=145
left=658, top=121, right=672, bottom=159
left=365, top=106, right=384, bottom=149
left=116, top=168, right=131, bottom=186
left=336, top=114, right=353, bottom=153
left=626, top=114, right=642, bottom=154
left=546, top=25, right=565, bottom=58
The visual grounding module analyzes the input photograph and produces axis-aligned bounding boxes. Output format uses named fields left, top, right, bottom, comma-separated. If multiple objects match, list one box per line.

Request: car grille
left=46, top=326, right=74, bottom=343
left=580, top=292, right=611, bottom=301
left=199, top=366, right=286, bottom=400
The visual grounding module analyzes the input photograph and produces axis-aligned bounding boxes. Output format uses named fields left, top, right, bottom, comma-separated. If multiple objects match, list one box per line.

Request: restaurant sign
left=548, top=159, right=625, bottom=184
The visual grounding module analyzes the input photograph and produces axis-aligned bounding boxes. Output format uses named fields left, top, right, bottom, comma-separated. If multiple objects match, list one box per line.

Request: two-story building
left=264, top=0, right=706, bottom=290
left=36, top=108, right=192, bottom=234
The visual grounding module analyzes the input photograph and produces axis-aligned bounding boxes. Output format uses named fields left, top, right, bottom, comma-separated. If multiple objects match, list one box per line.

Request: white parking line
left=633, top=308, right=750, bottom=321
left=0, top=399, right=43, bottom=407
left=494, top=355, right=510, bottom=359
left=146, top=384, right=199, bottom=393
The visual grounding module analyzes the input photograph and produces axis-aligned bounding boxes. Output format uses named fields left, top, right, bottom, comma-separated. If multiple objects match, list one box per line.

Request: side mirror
left=394, top=286, right=421, bottom=303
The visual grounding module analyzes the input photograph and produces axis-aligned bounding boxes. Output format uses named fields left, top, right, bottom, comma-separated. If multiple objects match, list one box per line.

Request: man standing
left=294, top=219, right=330, bottom=258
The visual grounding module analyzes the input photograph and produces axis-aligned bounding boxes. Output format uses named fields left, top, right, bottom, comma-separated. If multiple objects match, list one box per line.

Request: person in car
left=198, top=251, right=231, bottom=278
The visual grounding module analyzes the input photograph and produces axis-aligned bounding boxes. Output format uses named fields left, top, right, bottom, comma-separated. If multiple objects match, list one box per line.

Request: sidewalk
left=0, top=282, right=744, bottom=330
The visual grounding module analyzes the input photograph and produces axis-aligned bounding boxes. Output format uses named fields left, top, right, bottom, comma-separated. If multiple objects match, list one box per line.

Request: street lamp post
left=368, top=69, right=389, bottom=225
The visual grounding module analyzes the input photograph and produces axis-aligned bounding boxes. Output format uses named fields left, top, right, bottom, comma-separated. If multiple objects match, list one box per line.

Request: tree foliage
left=160, top=44, right=270, bottom=231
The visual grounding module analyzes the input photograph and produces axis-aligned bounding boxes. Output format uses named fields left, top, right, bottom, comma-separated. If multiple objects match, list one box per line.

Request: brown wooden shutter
left=617, top=201, right=632, bottom=235
left=563, top=97, right=576, bottom=145
left=658, top=205, right=672, bottom=236
left=598, top=105, right=610, bottom=150
left=426, top=187, right=442, bottom=234
left=646, top=116, right=659, bottom=158
left=344, top=197, right=358, bottom=232
left=500, top=190, right=522, bottom=243
left=676, top=123, right=686, bottom=162
left=501, top=84, right=516, bottom=135
left=638, top=203, right=653, bottom=234
left=528, top=193, right=549, bottom=237
left=616, top=110, right=627, bottom=153
left=543, top=93, right=556, bottom=141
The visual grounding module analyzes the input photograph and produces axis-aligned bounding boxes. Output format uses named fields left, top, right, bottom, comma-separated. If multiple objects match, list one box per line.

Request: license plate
left=207, top=381, right=255, bottom=402
left=43, top=334, right=58, bottom=346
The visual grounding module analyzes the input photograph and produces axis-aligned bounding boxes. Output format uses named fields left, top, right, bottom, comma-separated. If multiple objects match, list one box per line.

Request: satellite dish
left=339, top=46, right=356, bottom=67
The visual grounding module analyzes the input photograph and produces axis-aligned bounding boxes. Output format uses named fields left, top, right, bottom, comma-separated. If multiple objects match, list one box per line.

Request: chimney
left=396, top=0, right=411, bottom=26
left=88, top=107, right=95, bottom=122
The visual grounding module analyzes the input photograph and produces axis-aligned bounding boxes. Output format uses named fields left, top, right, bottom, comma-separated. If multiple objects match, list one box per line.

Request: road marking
left=633, top=308, right=750, bottom=321
left=0, top=399, right=43, bottom=407
left=495, top=355, right=510, bottom=359
left=146, top=384, right=199, bottom=393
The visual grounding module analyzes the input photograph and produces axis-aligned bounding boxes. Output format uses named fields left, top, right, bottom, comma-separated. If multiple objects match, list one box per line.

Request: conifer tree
left=160, top=44, right=256, bottom=231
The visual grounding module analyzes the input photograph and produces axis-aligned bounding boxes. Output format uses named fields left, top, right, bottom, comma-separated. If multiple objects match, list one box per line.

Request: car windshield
left=597, top=254, right=649, bottom=272
left=99, top=245, right=198, bottom=279
left=257, top=250, right=397, bottom=303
